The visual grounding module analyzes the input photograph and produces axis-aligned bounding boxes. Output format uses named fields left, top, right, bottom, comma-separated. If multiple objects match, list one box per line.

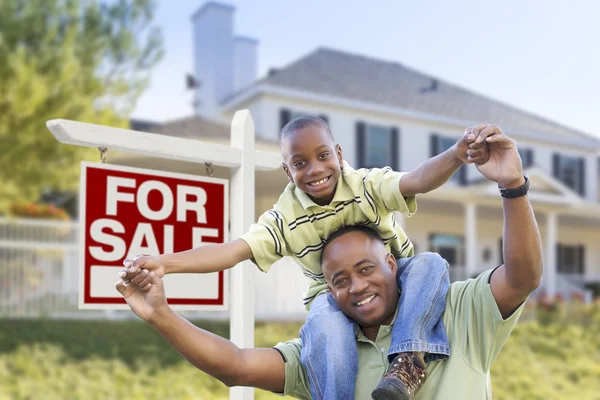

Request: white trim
left=46, top=119, right=281, bottom=171
left=221, top=84, right=600, bottom=150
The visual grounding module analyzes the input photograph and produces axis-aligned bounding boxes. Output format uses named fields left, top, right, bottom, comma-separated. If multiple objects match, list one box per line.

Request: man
left=117, top=123, right=542, bottom=399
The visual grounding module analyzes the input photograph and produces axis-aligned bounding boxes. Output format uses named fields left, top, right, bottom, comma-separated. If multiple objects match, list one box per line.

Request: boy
left=121, top=117, right=489, bottom=400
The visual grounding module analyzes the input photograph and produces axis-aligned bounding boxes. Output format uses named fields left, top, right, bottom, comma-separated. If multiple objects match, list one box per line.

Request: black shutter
left=458, top=165, right=467, bottom=185
left=556, top=244, right=563, bottom=274
left=318, top=114, right=329, bottom=124
left=552, top=153, right=560, bottom=178
left=356, top=121, right=366, bottom=168
left=499, top=238, right=504, bottom=265
left=390, top=127, right=400, bottom=170
left=430, top=133, right=439, bottom=157
left=577, top=245, right=585, bottom=275
left=578, top=157, right=586, bottom=197
left=528, top=149, right=534, bottom=168
left=279, top=109, right=291, bottom=130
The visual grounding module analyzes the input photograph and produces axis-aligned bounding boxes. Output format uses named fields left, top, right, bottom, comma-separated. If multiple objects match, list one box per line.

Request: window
left=557, top=244, right=585, bottom=275
left=279, top=108, right=328, bottom=130
left=517, top=148, right=534, bottom=168
left=553, top=154, right=586, bottom=196
left=430, top=133, right=466, bottom=184
left=356, top=121, right=399, bottom=169
left=428, top=234, right=464, bottom=267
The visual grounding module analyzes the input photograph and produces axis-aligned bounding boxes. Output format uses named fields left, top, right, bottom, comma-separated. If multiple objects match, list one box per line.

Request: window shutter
left=577, top=245, right=585, bottom=275
left=279, top=109, right=291, bottom=130
left=527, top=149, right=534, bottom=168
left=390, top=127, right=400, bottom=170
left=552, top=153, right=560, bottom=178
left=318, top=114, right=329, bottom=124
left=430, top=133, right=439, bottom=157
left=356, top=121, right=366, bottom=168
left=458, top=165, right=467, bottom=185
left=499, top=238, right=504, bottom=265
left=556, top=243, right=563, bottom=273
left=578, top=157, right=586, bottom=197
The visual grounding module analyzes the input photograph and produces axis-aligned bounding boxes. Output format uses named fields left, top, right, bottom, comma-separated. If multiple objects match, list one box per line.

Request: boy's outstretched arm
left=121, top=238, right=253, bottom=280
left=398, top=124, right=490, bottom=197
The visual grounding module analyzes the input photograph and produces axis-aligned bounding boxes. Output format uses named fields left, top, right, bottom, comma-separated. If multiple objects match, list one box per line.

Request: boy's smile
left=281, top=124, right=343, bottom=206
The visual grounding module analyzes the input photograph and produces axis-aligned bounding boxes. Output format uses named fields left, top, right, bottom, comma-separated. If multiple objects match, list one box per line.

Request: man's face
left=321, top=231, right=399, bottom=329
left=281, top=125, right=343, bottom=206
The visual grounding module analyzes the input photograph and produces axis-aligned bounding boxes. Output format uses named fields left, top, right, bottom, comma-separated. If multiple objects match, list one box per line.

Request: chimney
left=233, top=36, right=258, bottom=92
left=191, top=2, right=235, bottom=119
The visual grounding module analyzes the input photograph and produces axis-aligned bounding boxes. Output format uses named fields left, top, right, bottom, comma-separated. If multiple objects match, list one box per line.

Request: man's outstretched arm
left=115, top=271, right=286, bottom=392
left=471, top=124, right=543, bottom=318
left=149, top=307, right=286, bottom=391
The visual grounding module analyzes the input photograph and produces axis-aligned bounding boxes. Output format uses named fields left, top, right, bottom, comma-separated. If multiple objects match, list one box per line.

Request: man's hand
left=470, top=123, right=524, bottom=187
left=120, top=255, right=166, bottom=281
left=115, top=269, right=168, bottom=322
left=453, top=126, right=490, bottom=165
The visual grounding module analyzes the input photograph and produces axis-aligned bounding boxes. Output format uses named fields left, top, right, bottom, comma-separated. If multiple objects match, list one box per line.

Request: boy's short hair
left=279, top=116, right=335, bottom=142
left=320, top=225, right=384, bottom=264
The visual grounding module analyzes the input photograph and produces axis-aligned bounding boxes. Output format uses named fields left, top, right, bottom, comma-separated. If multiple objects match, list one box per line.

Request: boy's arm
left=399, top=125, right=490, bottom=197
left=122, top=210, right=289, bottom=279
left=123, top=239, right=253, bottom=279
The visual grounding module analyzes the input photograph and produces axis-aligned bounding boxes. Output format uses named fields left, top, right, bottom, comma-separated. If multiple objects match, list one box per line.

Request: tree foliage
left=0, top=0, right=164, bottom=212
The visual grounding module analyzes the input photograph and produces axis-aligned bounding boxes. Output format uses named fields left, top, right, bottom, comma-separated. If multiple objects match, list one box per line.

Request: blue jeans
left=298, top=252, right=451, bottom=400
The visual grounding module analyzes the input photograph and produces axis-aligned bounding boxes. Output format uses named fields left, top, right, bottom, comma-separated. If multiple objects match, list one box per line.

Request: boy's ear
left=282, top=162, right=293, bottom=182
left=336, top=144, right=343, bottom=164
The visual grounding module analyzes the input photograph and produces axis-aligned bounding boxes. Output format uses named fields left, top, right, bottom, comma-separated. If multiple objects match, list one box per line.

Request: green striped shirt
left=240, top=161, right=416, bottom=309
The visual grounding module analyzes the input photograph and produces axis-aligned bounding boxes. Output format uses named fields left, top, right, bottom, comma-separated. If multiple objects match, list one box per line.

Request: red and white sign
left=78, top=162, right=228, bottom=310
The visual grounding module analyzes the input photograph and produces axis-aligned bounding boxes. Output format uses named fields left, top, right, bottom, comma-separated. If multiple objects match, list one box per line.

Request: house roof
left=132, top=115, right=279, bottom=150
left=256, top=48, right=600, bottom=148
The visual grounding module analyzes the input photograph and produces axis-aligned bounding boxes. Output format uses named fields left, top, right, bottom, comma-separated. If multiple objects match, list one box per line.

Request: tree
left=0, top=0, right=164, bottom=213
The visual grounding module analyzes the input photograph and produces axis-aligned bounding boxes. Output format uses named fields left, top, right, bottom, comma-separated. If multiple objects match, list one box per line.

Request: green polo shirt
left=240, top=161, right=417, bottom=310
left=274, top=268, right=528, bottom=399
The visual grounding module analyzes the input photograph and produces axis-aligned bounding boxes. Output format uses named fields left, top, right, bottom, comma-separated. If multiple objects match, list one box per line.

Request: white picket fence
left=0, top=217, right=310, bottom=320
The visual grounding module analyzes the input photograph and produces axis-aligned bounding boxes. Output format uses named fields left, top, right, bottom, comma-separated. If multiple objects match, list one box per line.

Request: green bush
left=0, top=300, right=598, bottom=399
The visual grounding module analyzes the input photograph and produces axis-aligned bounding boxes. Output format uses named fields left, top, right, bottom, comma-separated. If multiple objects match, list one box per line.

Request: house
left=118, top=2, right=600, bottom=317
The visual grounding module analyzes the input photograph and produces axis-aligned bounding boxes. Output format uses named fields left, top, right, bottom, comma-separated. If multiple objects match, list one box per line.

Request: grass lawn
left=0, top=301, right=598, bottom=399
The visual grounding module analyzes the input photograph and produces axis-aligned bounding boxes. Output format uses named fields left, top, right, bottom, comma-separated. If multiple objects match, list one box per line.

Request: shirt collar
left=355, top=305, right=400, bottom=343
left=293, top=160, right=356, bottom=210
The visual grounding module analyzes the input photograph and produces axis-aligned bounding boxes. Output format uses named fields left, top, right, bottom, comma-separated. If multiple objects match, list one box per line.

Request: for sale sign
left=78, top=162, right=228, bottom=310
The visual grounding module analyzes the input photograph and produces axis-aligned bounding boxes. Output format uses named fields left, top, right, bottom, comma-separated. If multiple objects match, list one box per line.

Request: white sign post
left=46, top=110, right=279, bottom=400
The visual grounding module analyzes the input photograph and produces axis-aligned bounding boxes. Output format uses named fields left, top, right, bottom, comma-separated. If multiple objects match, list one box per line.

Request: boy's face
left=281, top=125, right=343, bottom=205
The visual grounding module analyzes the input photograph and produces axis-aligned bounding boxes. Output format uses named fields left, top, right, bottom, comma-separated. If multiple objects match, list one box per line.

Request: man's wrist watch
left=498, top=174, right=530, bottom=198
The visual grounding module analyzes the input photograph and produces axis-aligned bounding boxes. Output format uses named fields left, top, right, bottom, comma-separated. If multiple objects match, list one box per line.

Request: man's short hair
left=279, top=116, right=334, bottom=142
left=320, top=225, right=384, bottom=264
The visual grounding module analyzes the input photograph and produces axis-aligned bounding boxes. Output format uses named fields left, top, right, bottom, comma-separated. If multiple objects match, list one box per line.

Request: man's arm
left=150, top=308, right=286, bottom=391
left=399, top=126, right=489, bottom=197
left=115, top=271, right=286, bottom=393
left=472, top=124, right=543, bottom=318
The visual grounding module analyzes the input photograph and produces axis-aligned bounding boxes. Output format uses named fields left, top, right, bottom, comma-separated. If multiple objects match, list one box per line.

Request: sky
left=131, top=0, right=600, bottom=139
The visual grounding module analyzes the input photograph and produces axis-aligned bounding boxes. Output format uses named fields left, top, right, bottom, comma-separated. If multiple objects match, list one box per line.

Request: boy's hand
left=453, top=126, right=490, bottom=165
left=120, top=255, right=166, bottom=281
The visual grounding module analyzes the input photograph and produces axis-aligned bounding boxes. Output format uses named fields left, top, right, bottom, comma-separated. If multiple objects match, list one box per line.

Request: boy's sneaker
left=371, top=352, right=427, bottom=400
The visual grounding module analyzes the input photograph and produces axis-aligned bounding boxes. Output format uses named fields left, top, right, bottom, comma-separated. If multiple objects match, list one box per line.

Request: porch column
left=394, top=211, right=406, bottom=230
left=545, top=212, right=557, bottom=297
left=465, top=203, right=477, bottom=280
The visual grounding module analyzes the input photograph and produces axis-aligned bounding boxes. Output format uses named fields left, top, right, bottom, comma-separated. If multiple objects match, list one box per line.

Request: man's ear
left=386, top=253, right=398, bottom=275
left=336, top=144, right=343, bottom=165
left=282, top=162, right=293, bottom=182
